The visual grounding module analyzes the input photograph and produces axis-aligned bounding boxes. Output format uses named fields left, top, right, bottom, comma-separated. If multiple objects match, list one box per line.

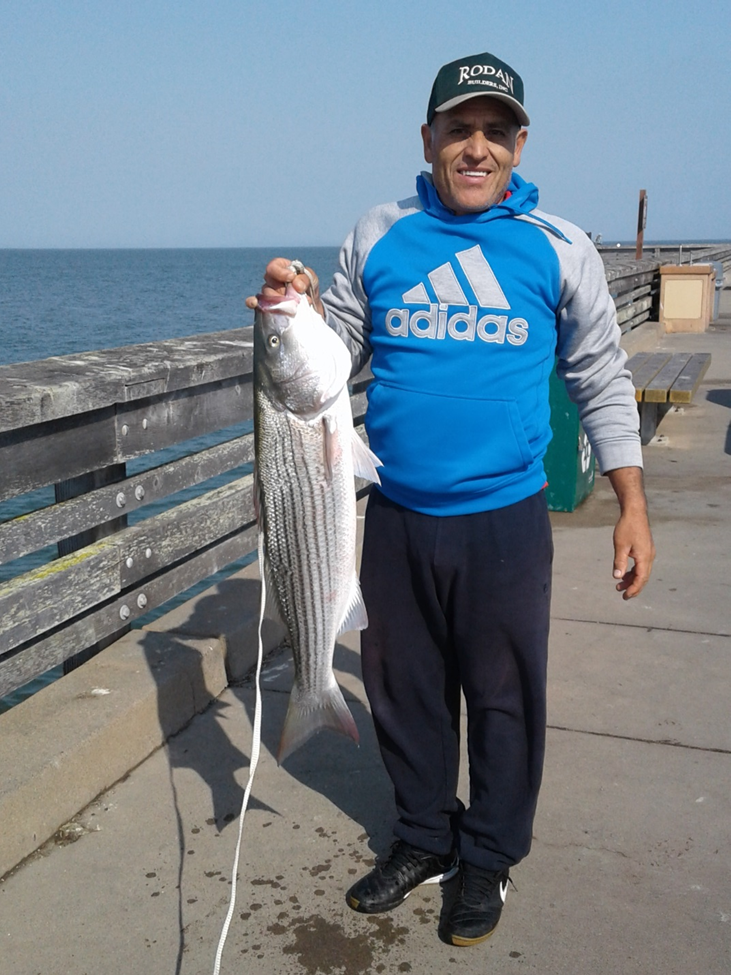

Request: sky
left=1, top=0, right=729, bottom=248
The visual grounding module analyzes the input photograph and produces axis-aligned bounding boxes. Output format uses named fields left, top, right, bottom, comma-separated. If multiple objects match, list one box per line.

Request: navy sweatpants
left=359, top=488, right=553, bottom=872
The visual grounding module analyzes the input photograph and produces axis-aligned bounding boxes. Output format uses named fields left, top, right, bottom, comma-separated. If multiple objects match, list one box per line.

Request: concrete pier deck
left=1, top=297, right=730, bottom=975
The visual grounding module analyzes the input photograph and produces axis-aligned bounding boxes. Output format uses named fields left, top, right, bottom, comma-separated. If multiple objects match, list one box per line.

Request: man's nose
left=464, top=131, right=490, bottom=159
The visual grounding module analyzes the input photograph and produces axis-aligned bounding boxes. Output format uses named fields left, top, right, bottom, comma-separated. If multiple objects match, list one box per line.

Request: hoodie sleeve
left=321, top=225, right=373, bottom=377
left=321, top=198, right=421, bottom=377
left=541, top=215, right=644, bottom=473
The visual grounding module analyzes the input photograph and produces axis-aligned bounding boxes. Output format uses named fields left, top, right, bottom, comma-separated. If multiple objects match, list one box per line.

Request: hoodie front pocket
left=365, top=382, right=535, bottom=501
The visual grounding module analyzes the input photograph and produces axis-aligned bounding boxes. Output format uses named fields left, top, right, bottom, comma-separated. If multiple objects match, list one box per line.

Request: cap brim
left=435, top=91, right=530, bottom=127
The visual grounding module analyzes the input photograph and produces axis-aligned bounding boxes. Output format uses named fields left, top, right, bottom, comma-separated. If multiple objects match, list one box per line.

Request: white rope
left=212, top=539, right=267, bottom=975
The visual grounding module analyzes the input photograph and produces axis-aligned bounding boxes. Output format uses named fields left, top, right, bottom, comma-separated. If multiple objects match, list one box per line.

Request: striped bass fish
left=254, top=284, right=381, bottom=763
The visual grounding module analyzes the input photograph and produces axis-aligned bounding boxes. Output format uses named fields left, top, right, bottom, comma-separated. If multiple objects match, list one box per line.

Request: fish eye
left=267, top=335, right=280, bottom=348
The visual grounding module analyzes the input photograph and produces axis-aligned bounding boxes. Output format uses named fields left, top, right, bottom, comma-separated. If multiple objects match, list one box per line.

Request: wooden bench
left=626, top=351, right=712, bottom=444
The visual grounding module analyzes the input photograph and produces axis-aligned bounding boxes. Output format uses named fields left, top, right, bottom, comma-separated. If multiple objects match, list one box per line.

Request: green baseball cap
left=427, top=52, right=530, bottom=127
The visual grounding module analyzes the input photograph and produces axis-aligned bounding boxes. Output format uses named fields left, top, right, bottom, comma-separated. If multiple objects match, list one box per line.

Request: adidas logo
left=385, top=245, right=529, bottom=346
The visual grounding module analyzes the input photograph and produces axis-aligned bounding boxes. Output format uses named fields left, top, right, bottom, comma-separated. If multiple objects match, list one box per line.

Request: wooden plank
left=625, top=352, right=651, bottom=396
left=620, top=310, right=653, bottom=334
left=625, top=352, right=651, bottom=375
left=54, top=466, right=130, bottom=673
left=0, top=376, right=253, bottom=502
left=0, top=525, right=258, bottom=698
left=0, top=474, right=256, bottom=655
left=116, top=475, right=256, bottom=588
left=613, top=283, right=653, bottom=311
left=669, top=353, right=712, bottom=404
left=0, top=543, right=122, bottom=655
left=0, top=434, right=254, bottom=565
left=627, top=353, right=672, bottom=402
left=644, top=354, right=693, bottom=403
left=0, top=329, right=254, bottom=434
left=615, top=295, right=653, bottom=326
left=0, top=408, right=118, bottom=503
left=55, top=465, right=128, bottom=557
left=116, top=375, right=253, bottom=459
left=606, top=269, right=657, bottom=294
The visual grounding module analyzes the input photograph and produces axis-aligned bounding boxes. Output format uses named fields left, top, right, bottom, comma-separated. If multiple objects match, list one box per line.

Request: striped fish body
left=254, top=286, right=381, bottom=763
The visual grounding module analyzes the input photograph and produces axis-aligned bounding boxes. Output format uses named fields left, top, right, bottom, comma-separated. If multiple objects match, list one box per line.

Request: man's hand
left=606, top=466, right=655, bottom=600
left=245, top=258, right=324, bottom=317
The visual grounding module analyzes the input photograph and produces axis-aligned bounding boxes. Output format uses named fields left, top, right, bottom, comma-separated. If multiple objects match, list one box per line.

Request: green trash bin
left=543, top=362, right=595, bottom=512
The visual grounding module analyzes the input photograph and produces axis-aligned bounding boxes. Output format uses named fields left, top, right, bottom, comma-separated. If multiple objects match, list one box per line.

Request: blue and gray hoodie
left=322, top=172, right=642, bottom=516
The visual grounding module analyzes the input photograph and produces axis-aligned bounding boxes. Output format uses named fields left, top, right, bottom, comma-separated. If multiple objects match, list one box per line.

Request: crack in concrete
left=535, top=837, right=634, bottom=861
left=548, top=723, right=731, bottom=756
left=551, top=616, right=730, bottom=639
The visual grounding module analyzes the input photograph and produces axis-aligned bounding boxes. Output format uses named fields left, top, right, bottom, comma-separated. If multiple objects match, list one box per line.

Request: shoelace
left=458, top=867, right=513, bottom=904
left=377, top=842, right=438, bottom=883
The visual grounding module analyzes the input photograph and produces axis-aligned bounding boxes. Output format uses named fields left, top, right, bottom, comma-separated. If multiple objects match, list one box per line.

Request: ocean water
left=0, top=247, right=340, bottom=709
left=0, top=247, right=341, bottom=365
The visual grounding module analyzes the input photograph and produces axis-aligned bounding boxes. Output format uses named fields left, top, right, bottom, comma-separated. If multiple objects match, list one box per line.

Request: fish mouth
left=256, top=283, right=302, bottom=314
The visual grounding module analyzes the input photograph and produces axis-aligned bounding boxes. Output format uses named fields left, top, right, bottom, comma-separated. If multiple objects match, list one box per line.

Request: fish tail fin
left=277, top=679, right=359, bottom=764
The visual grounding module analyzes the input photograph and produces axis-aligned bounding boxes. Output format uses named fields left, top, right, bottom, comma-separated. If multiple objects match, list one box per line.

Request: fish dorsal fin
left=337, top=574, right=369, bottom=636
left=351, top=429, right=382, bottom=484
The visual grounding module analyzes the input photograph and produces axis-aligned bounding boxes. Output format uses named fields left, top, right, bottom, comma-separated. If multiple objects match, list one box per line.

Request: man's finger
left=613, top=546, right=628, bottom=581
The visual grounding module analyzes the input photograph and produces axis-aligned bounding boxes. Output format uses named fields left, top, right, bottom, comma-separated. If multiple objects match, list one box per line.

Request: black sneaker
left=346, top=839, right=458, bottom=914
left=442, top=863, right=510, bottom=946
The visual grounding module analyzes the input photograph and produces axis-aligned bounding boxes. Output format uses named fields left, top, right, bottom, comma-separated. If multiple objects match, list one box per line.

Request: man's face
left=421, top=98, right=528, bottom=215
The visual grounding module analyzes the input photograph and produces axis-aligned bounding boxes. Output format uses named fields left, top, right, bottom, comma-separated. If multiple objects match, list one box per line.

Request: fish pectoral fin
left=322, top=414, right=342, bottom=483
left=277, top=679, right=359, bottom=764
left=350, top=429, right=383, bottom=484
left=337, top=575, right=369, bottom=636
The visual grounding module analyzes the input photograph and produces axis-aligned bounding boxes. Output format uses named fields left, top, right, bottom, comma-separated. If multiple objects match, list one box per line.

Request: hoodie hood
left=417, top=170, right=538, bottom=220
left=416, top=171, right=571, bottom=242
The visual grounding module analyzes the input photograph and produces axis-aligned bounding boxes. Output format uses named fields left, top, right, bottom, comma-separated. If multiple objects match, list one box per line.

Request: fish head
left=254, top=285, right=351, bottom=418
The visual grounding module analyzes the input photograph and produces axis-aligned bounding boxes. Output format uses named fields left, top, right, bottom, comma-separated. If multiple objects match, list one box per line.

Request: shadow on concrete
left=705, top=388, right=731, bottom=454
left=139, top=571, right=395, bottom=971
left=158, top=572, right=394, bottom=850
left=231, top=639, right=394, bottom=849
left=139, top=627, right=265, bottom=975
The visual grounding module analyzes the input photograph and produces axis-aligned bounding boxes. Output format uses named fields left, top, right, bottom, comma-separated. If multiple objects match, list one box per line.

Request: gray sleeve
left=321, top=197, right=421, bottom=377
left=542, top=215, right=644, bottom=474
left=321, top=226, right=373, bottom=376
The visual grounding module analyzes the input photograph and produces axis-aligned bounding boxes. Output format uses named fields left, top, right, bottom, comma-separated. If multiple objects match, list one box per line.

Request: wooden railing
left=600, top=245, right=731, bottom=335
left=0, top=329, right=372, bottom=700
left=604, top=258, right=661, bottom=334
left=1, top=251, right=727, bottom=701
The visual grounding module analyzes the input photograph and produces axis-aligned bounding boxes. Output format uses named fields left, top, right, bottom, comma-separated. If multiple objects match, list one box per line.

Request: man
left=248, top=51, right=655, bottom=946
